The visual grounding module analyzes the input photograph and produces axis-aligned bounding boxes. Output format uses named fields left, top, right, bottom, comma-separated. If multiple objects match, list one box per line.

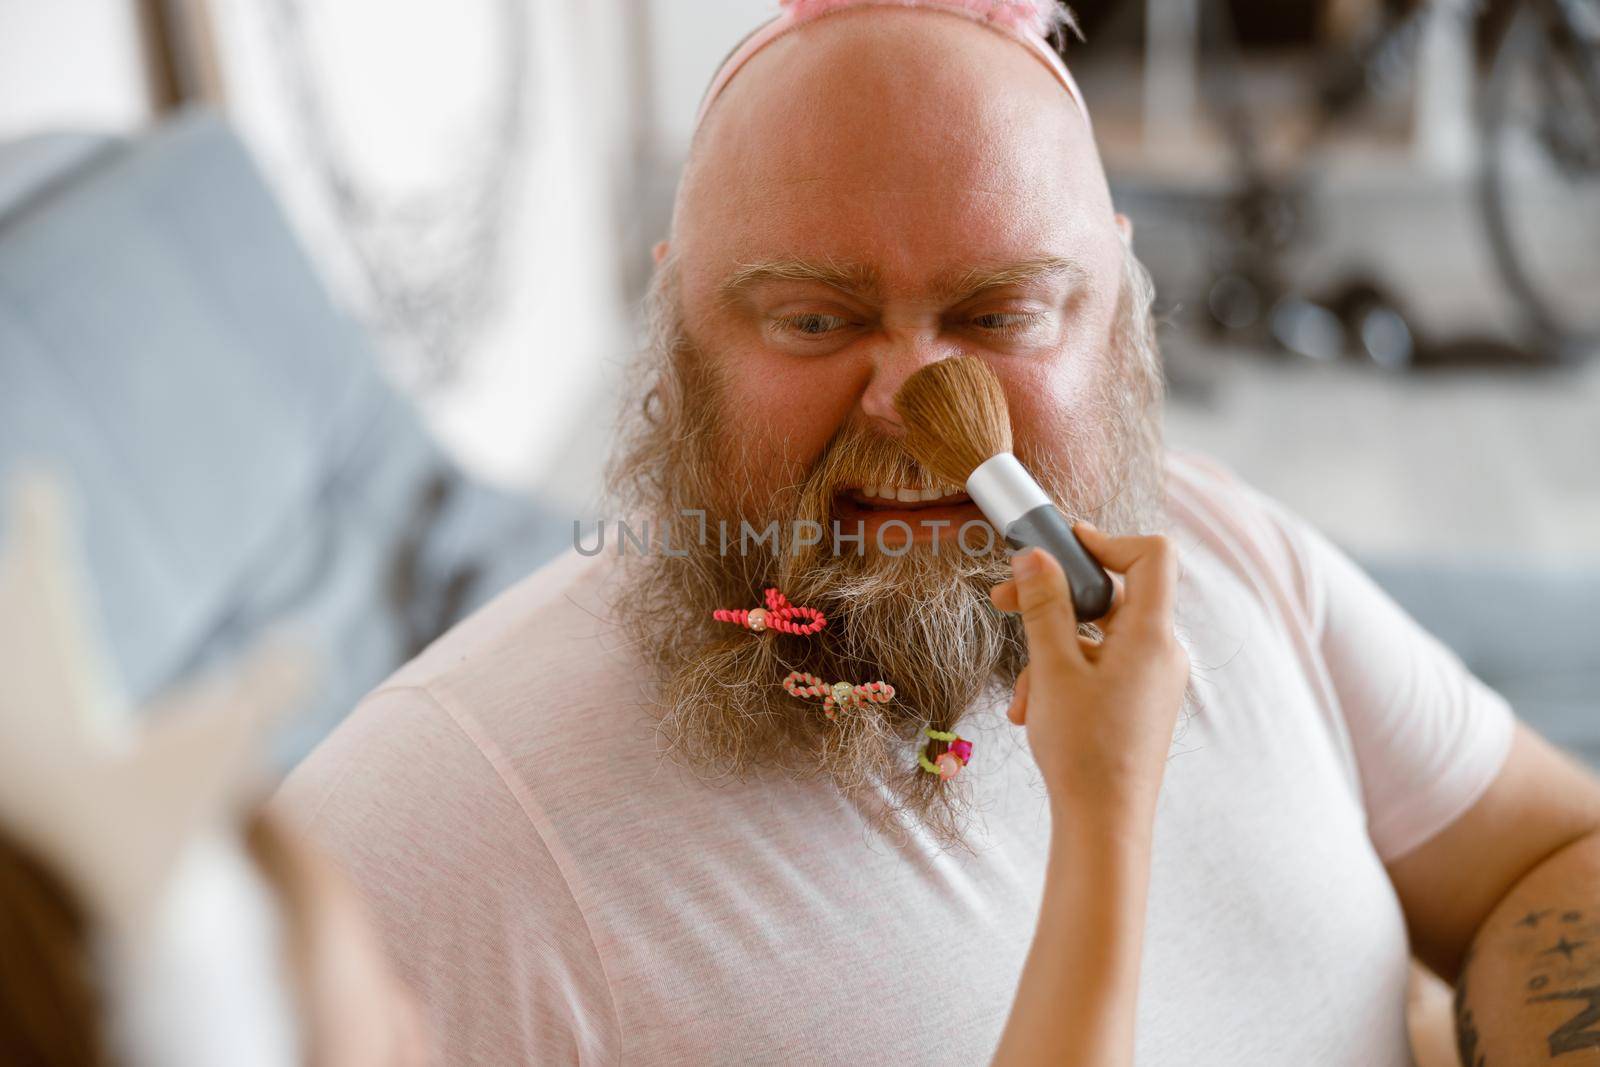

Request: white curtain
left=210, top=0, right=639, bottom=502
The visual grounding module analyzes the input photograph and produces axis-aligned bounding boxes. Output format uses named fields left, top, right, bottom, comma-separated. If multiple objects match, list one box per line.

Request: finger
left=999, top=582, right=1103, bottom=660
left=1006, top=665, right=1031, bottom=725
left=1072, top=524, right=1178, bottom=636
left=1011, top=547, right=1087, bottom=668
left=1076, top=523, right=1127, bottom=614
left=989, top=578, right=1018, bottom=614
left=1000, top=578, right=1101, bottom=661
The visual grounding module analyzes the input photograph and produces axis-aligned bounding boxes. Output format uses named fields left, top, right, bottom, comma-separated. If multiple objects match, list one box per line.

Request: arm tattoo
left=1459, top=907, right=1600, bottom=1062
left=1493, top=906, right=1600, bottom=1059
left=1526, top=910, right=1600, bottom=1058
left=1527, top=986, right=1600, bottom=1056
left=1455, top=945, right=1488, bottom=1067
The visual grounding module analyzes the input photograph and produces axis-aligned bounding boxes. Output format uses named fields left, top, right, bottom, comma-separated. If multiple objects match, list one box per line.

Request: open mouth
left=830, top=482, right=985, bottom=543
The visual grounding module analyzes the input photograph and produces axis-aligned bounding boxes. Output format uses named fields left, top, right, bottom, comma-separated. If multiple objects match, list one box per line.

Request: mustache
left=798, top=421, right=943, bottom=502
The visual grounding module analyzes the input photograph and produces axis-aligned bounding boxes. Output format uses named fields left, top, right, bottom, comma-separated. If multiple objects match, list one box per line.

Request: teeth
left=857, top=483, right=965, bottom=502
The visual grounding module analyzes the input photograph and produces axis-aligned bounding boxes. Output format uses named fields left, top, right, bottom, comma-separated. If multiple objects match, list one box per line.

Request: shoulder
left=371, top=547, right=654, bottom=753
left=384, top=547, right=635, bottom=698
left=1163, top=447, right=1296, bottom=547
left=1162, top=447, right=1327, bottom=634
left=273, top=685, right=540, bottom=883
left=276, top=547, right=643, bottom=838
left=274, top=547, right=656, bottom=851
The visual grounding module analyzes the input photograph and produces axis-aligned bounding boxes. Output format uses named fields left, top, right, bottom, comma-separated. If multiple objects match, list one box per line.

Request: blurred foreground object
left=0, top=468, right=304, bottom=1067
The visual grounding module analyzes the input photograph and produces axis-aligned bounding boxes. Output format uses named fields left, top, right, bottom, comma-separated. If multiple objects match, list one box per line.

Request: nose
left=857, top=332, right=966, bottom=435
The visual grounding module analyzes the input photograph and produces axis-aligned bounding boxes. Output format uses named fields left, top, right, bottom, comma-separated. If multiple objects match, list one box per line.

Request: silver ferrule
left=965, top=452, right=1051, bottom=531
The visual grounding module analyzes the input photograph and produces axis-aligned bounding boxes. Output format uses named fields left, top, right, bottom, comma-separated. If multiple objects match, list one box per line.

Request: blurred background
left=1, top=0, right=1595, bottom=768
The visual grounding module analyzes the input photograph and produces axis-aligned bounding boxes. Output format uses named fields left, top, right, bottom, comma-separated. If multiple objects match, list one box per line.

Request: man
left=276, top=2, right=1600, bottom=1063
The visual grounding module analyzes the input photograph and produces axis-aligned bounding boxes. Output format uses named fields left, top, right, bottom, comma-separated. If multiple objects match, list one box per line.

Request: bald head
left=671, top=6, right=1113, bottom=265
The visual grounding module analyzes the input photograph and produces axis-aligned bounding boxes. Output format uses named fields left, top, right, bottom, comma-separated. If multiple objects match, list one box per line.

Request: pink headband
left=693, top=0, right=1090, bottom=133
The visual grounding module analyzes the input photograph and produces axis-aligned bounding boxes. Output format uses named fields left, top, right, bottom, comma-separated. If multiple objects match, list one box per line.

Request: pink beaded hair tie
left=715, top=588, right=827, bottom=636
left=919, top=726, right=974, bottom=780
left=783, top=671, right=895, bottom=720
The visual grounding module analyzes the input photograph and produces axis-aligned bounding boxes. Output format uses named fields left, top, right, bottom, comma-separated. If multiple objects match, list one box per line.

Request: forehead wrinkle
left=714, top=254, right=1088, bottom=309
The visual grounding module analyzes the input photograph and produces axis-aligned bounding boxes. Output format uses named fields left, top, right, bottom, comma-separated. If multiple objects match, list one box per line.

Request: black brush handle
left=1004, top=505, right=1114, bottom=622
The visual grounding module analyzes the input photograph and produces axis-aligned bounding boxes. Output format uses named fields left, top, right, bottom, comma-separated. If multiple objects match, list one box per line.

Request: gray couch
left=0, top=110, right=566, bottom=765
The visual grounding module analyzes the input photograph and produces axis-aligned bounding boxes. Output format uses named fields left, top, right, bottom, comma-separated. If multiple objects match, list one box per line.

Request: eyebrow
left=715, top=254, right=1089, bottom=307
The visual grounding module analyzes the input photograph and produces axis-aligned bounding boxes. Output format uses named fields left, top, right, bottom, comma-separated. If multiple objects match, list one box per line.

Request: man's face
left=669, top=7, right=1129, bottom=542
left=612, top=7, right=1164, bottom=849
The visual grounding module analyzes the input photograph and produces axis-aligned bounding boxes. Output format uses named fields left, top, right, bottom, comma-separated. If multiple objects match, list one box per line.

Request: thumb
left=1011, top=548, right=1085, bottom=669
left=1007, top=665, right=1032, bottom=725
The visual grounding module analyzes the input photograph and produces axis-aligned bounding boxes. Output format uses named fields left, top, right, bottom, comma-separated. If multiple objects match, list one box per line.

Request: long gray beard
left=606, top=243, right=1167, bottom=851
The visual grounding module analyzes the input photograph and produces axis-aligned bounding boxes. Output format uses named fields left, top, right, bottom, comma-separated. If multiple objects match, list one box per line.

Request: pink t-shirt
left=275, top=450, right=1514, bottom=1065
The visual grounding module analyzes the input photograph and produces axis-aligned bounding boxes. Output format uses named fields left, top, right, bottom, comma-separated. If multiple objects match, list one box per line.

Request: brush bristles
left=892, top=357, right=1014, bottom=487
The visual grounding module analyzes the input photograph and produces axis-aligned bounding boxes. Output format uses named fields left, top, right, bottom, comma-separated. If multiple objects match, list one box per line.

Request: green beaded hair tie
left=919, top=726, right=973, bottom=780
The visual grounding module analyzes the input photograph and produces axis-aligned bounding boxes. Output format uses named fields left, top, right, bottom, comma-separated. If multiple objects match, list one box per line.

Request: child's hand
left=989, top=524, right=1189, bottom=831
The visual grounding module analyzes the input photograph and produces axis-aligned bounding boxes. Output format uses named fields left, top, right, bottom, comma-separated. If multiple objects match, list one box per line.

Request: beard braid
left=606, top=240, right=1168, bottom=852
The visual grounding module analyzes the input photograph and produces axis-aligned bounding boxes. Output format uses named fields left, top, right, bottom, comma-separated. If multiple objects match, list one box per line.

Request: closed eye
left=772, top=313, right=852, bottom=338
left=969, top=311, right=1047, bottom=336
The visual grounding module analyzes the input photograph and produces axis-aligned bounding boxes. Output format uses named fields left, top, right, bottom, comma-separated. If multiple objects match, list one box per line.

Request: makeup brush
left=892, top=356, right=1115, bottom=621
